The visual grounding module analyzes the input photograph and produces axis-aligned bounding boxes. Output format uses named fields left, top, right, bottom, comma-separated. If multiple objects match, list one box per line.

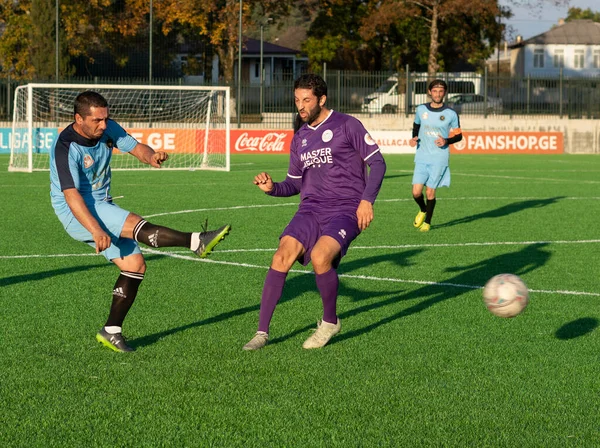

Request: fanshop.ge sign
left=450, top=131, right=564, bottom=154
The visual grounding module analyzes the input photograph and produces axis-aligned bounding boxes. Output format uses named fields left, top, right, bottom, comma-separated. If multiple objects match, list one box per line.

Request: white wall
left=523, top=44, right=600, bottom=77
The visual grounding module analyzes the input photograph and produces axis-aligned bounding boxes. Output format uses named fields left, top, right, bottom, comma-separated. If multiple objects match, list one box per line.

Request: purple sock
left=257, top=269, right=288, bottom=333
left=315, top=269, right=339, bottom=324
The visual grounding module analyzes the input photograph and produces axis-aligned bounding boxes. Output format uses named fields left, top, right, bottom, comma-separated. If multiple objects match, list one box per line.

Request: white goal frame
left=9, top=83, right=230, bottom=172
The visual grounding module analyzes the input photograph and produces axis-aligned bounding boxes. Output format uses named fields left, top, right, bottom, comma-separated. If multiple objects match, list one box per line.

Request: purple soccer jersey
left=283, top=110, right=384, bottom=214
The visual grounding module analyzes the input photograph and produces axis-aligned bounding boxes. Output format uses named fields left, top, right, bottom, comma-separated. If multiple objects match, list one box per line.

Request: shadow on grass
left=132, top=249, right=422, bottom=348
left=327, top=242, right=552, bottom=345
left=435, top=196, right=566, bottom=229
left=383, top=174, right=411, bottom=180
left=0, top=254, right=166, bottom=289
left=555, top=318, right=598, bottom=340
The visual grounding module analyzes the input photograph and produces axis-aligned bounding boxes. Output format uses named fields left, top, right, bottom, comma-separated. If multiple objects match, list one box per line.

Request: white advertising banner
left=369, top=130, right=415, bottom=154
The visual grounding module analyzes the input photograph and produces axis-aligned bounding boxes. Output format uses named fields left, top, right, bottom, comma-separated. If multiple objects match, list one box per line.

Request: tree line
left=0, top=0, right=595, bottom=83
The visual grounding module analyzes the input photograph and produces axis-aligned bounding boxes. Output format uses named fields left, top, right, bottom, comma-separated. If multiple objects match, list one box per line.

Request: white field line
left=392, top=169, right=600, bottom=184
left=3, top=241, right=600, bottom=297
left=142, top=196, right=600, bottom=218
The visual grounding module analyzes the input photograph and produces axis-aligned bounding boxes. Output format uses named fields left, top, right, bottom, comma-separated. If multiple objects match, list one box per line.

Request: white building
left=508, top=19, right=600, bottom=78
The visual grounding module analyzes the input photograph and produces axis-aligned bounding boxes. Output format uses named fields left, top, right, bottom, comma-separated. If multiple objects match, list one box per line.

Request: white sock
left=190, top=232, right=201, bottom=251
left=104, top=326, right=122, bottom=334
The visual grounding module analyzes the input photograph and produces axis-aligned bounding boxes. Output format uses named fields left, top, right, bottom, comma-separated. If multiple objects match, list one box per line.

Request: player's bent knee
left=310, top=249, right=336, bottom=273
left=271, top=250, right=298, bottom=272
left=112, top=253, right=146, bottom=274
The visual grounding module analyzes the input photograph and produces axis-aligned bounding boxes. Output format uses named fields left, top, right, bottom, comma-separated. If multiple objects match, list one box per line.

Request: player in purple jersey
left=243, top=74, right=387, bottom=351
left=409, top=79, right=462, bottom=232
left=50, top=91, right=231, bottom=352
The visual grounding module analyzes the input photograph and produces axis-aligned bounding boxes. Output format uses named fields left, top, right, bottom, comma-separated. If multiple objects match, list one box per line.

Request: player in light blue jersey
left=409, top=79, right=462, bottom=232
left=50, top=91, right=231, bottom=352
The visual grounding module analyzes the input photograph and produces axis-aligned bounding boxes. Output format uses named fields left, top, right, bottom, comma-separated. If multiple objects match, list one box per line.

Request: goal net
left=9, top=83, right=230, bottom=172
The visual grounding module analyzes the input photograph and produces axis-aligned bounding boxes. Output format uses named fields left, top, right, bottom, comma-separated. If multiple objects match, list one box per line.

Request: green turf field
left=1, top=153, right=599, bottom=447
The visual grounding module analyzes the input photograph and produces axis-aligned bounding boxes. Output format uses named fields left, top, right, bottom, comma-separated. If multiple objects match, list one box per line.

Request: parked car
left=362, top=73, right=484, bottom=113
left=446, top=94, right=503, bottom=114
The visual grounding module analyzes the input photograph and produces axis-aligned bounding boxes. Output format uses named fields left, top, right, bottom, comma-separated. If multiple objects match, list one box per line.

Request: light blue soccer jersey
left=50, top=119, right=138, bottom=217
left=414, top=104, right=460, bottom=166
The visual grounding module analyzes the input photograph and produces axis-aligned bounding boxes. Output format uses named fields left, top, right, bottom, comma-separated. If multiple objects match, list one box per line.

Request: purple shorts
left=280, top=209, right=360, bottom=266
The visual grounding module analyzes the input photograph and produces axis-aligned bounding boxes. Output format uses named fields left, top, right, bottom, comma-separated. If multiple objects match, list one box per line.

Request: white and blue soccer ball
left=483, top=273, right=529, bottom=318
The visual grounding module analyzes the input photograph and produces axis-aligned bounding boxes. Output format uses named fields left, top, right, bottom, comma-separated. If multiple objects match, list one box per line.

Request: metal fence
left=1, top=70, right=599, bottom=125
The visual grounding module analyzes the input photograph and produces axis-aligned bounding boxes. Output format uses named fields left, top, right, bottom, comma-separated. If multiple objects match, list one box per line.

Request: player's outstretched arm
left=130, top=143, right=169, bottom=168
left=253, top=172, right=274, bottom=193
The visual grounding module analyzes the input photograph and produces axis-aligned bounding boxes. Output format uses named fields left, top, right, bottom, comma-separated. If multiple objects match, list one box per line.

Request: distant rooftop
left=509, top=19, right=600, bottom=47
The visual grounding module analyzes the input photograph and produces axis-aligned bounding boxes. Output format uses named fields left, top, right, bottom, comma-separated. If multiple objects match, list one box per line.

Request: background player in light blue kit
left=243, top=74, right=386, bottom=351
left=409, top=79, right=463, bottom=232
left=50, top=91, right=231, bottom=352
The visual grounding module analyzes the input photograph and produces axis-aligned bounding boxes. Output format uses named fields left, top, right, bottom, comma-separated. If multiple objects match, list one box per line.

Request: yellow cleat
left=419, top=222, right=431, bottom=232
left=413, top=211, right=426, bottom=228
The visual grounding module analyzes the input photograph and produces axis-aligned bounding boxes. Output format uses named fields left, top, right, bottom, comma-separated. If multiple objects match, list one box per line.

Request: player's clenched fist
left=150, top=151, right=169, bottom=168
left=253, top=172, right=274, bottom=193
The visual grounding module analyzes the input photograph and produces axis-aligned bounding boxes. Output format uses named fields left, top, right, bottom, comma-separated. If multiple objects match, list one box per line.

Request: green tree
left=360, top=0, right=501, bottom=76
left=29, top=0, right=73, bottom=80
left=565, top=7, right=600, bottom=22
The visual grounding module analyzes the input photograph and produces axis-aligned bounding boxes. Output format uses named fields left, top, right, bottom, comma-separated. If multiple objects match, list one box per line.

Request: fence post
left=559, top=68, right=563, bottom=119
left=337, top=70, right=341, bottom=111
left=405, top=64, right=410, bottom=118
left=484, top=66, right=488, bottom=119
left=6, top=75, right=10, bottom=121
left=323, top=62, right=327, bottom=82
left=526, top=74, right=530, bottom=115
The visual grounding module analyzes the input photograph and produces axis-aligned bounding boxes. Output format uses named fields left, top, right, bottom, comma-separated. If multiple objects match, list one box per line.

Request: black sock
left=414, top=195, right=427, bottom=213
left=105, top=271, right=144, bottom=327
left=133, top=220, right=191, bottom=248
left=425, top=198, right=437, bottom=224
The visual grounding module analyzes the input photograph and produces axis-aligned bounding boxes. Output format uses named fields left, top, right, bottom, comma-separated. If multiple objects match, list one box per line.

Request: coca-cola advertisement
left=232, top=130, right=292, bottom=154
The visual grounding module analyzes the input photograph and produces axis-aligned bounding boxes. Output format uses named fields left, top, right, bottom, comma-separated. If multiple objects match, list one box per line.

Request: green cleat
left=193, top=224, right=231, bottom=258
left=413, top=211, right=426, bottom=228
left=96, top=328, right=134, bottom=352
left=419, top=222, right=431, bottom=232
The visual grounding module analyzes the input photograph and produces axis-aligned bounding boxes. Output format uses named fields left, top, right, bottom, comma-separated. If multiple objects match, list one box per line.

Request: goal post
left=9, top=83, right=231, bottom=172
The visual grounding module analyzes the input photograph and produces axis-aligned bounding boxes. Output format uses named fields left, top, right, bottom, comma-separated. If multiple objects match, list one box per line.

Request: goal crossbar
left=9, top=83, right=231, bottom=172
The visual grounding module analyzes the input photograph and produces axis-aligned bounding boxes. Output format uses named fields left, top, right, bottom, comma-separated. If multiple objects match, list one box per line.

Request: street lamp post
left=259, top=18, right=272, bottom=117
left=237, top=0, right=242, bottom=128
left=55, top=0, right=59, bottom=81
left=149, top=0, right=153, bottom=85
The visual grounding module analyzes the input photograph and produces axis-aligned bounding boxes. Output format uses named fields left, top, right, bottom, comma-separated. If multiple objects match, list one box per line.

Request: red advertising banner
left=450, top=131, right=564, bottom=154
left=119, top=128, right=293, bottom=154
left=231, top=129, right=292, bottom=154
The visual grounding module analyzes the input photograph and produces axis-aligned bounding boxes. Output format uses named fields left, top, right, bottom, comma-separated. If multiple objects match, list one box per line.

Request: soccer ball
left=482, top=274, right=529, bottom=318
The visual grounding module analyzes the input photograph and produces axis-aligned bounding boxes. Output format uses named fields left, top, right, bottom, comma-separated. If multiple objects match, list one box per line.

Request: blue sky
left=501, top=0, right=600, bottom=41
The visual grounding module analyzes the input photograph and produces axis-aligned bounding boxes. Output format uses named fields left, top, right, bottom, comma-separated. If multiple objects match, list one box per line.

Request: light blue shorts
left=58, top=200, right=141, bottom=261
left=412, top=163, right=451, bottom=189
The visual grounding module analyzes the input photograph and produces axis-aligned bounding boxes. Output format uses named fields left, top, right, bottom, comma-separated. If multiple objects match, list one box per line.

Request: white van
left=361, top=72, right=483, bottom=113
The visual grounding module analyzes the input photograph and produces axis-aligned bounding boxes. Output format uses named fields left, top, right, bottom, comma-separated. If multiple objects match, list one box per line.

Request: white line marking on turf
left=144, top=202, right=298, bottom=218
left=143, top=196, right=600, bottom=217
left=138, top=248, right=600, bottom=297
left=4, top=246, right=596, bottom=297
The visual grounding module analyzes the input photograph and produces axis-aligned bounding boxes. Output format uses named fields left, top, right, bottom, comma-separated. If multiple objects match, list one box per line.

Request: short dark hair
left=294, top=74, right=327, bottom=98
left=428, top=79, right=448, bottom=92
left=74, top=91, right=108, bottom=118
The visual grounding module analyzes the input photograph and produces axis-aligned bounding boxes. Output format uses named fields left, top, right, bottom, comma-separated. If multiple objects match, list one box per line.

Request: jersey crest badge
left=322, top=129, right=333, bottom=142
left=302, top=138, right=307, bottom=147
left=440, top=115, right=446, bottom=121
left=422, top=112, right=428, bottom=120
left=364, top=133, right=376, bottom=146
left=83, top=154, right=94, bottom=169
